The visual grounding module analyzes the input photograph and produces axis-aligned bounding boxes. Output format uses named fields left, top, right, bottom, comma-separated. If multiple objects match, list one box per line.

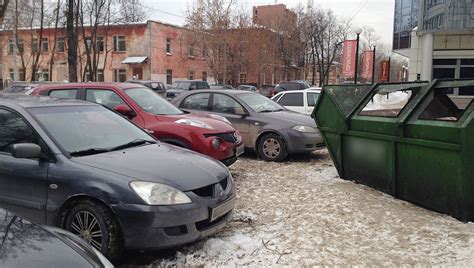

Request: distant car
left=172, top=90, right=325, bottom=162
left=273, top=81, right=310, bottom=96
left=236, top=85, right=257, bottom=92
left=32, top=83, right=243, bottom=166
left=127, top=80, right=167, bottom=97
left=167, top=80, right=210, bottom=99
left=271, top=88, right=321, bottom=115
left=210, top=84, right=234, bottom=90
left=0, top=95, right=236, bottom=263
left=0, top=208, right=112, bottom=267
left=259, top=84, right=276, bottom=98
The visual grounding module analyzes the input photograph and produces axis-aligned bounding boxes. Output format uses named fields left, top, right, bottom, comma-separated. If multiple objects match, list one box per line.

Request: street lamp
left=354, top=27, right=362, bottom=84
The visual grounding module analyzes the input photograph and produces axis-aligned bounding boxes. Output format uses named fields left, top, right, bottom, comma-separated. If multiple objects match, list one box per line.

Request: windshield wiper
left=259, top=109, right=284, bottom=113
left=110, top=139, right=157, bottom=151
left=69, top=148, right=110, bottom=157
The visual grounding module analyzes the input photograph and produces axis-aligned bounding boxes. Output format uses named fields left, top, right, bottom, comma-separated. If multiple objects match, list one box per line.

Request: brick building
left=252, top=4, right=297, bottom=30
left=0, top=20, right=213, bottom=85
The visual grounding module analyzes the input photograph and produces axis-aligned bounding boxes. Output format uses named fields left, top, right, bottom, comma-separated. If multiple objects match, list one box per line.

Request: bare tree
left=116, top=0, right=146, bottom=23
left=66, top=0, right=78, bottom=82
left=0, top=0, right=9, bottom=24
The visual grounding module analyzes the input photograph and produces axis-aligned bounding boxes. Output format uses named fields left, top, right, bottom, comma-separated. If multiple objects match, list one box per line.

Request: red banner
left=380, top=61, right=389, bottom=82
left=342, top=40, right=357, bottom=79
left=361, top=51, right=374, bottom=80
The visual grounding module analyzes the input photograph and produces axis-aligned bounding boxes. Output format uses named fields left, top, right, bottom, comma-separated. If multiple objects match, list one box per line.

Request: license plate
left=210, top=197, right=236, bottom=222
left=235, top=144, right=245, bottom=157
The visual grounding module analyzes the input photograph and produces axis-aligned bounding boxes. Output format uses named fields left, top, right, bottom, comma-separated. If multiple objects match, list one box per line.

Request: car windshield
left=125, top=87, right=183, bottom=115
left=172, top=82, right=191, bottom=90
left=29, top=105, right=155, bottom=155
left=237, top=93, right=284, bottom=113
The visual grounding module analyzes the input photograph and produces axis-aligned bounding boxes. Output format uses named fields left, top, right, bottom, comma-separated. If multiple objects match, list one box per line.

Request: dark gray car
left=0, top=96, right=235, bottom=263
left=172, top=90, right=324, bottom=161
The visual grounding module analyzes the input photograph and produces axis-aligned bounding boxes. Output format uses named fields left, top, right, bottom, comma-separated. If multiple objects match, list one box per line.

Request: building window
left=9, top=68, right=14, bottom=79
left=239, top=73, right=247, bottom=84
left=31, top=38, right=38, bottom=53
left=113, top=36, right=126, bottom=52
left=202, top=71, right=207, bottom=81
left=114, top=69, right=127, bottom=82
left=166, top=38, right=172, bottom=54
left=8, top=39, right=14, bottom=54
left=56, top=37, right=65, bottom=52
left=42, top=68, right=49, bottom=81
left=201, top=47, right=206, bottom=59
left=17, top=39, right=24, bottom=53
left=97, top=69, right=104, bottom=82
left=188, top=44, right=194, bottom=57
left=189, top=70, right=195, bottom=80
left=166, top=69, right=173, bottom=84
left=41, top=38, right=48, bottom=52
left=96, top=36, right=104, bottom=52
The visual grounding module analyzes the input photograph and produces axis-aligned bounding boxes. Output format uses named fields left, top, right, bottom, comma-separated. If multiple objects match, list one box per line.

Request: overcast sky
left=141, top=0, right=395, bottom=45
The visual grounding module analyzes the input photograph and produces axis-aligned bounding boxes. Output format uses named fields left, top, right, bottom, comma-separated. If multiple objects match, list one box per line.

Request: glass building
left=393, top=0, right=419, bottom=50
left=420, top=0, right=474, bottom=32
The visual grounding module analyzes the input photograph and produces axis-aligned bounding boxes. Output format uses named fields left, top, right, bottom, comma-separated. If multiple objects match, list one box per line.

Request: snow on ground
left=125, top=150, right=474, bottom=266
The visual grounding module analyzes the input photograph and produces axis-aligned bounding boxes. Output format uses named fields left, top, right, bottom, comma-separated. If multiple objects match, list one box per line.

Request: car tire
left=257, top=133, right=287, bottom=162
left=64, top=199, right=123, bottom=263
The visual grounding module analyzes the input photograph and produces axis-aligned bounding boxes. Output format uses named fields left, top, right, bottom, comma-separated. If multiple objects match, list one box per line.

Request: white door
left=277, top=92, right=305, bottom=114
left=306, top=91, right=320, bottom=115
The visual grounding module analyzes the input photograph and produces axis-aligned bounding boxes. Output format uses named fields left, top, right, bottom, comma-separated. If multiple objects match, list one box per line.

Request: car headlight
left=292, top=125, right=318, bottom=133
left=208, top=114, right=232, bottom=125
left=175, top=119, right=214, bottom=129
left=130, top=181, right=192, bottom=205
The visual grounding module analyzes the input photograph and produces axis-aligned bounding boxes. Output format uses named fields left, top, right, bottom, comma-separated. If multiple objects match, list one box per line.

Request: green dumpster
left=313, top=79, right=474, bottom=221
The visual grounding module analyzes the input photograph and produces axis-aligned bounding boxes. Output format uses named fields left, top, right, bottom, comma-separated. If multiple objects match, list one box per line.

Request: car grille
left=204, top=132, right=239, bottom=143
left=191, top=177, right=229, bottom=198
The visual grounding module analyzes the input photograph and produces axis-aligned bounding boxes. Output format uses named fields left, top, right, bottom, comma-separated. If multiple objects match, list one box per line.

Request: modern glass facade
left=420, top=0, right=474, bottom=32
left=393, top=0, right=419, bottom=50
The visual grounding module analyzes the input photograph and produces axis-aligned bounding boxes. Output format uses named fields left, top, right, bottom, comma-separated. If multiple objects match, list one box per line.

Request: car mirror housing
left=234, top=106, right=247, bottom=116
left=12, top=143, right=42, bottom=159
left=114, top=104, right=136, bottom=118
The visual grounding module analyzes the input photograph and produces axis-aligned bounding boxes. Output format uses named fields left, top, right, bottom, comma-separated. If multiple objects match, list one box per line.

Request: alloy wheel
left=262, top=138, right=281, bottom=159
left=70, top=211, right=103, bottom=250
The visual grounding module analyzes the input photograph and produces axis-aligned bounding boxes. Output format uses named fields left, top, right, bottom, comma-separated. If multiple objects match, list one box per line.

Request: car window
left=199, top=82, right=210, bottom=89
left=307, top=92, right=320, bottom=107
left=150, top=82, right=159, bottom=89
left=181, top=93, right=210, bottom=110
left=0, top=109, right=39, bottom=154
left=278, top=93, right=303, bottom=106
left=49, top=89, right=78, bottom=99
left=86, top=89, right=127, bottom=110
left=212, top=94, right=244, bottom=114
left=124, top=87, right=183, bottom=115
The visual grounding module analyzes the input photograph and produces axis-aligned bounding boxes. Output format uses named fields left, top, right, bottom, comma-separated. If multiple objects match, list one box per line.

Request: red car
left=32, top=83, right=244, bottom=166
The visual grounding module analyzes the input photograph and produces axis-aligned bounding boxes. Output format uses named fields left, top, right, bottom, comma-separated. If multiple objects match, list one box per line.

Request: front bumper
left=284, top=130, right=325, bottom=153
left=112, top=179, right=236, bottom=250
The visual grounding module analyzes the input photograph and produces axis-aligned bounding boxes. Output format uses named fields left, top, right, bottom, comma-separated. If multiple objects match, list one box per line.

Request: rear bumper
left=112, top=183, right=236, bottom=250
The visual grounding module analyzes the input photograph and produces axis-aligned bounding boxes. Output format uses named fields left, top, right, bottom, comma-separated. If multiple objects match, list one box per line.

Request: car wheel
left=64, top=200, right=123, bottom=263
left=258, top=133, right=287, bottom=162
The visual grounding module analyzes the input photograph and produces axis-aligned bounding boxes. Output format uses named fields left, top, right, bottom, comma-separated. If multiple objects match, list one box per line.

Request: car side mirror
left=12, top=143, right=41, bottom=159
left=234, top=106, right=247, bottom=116
left=114, top=104, right=136, bottom=118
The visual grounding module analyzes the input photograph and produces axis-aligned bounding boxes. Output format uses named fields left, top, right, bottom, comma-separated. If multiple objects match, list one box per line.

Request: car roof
left=180, top=89, right=254, bottom=96
left=127, top=80, right=162, bottom=83
left=276, top=88, right=321, bottom=94
left=34, top=82, right=142, bottom=91
left=0, top=95, right=96, bottom=108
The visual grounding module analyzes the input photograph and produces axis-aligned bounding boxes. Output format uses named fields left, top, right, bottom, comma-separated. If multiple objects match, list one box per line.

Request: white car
left=271, top=88, right=321, bottom=115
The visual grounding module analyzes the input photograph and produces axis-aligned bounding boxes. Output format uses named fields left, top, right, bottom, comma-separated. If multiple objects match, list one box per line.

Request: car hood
left=261, top=110, right=317, bottom=127
left=154, top=113, right=235, bottom=133
left=72, top=143, right=229, bottom=191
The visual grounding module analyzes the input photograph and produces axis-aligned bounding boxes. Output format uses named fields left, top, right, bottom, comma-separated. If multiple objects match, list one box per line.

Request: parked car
left=32, top=83, right=243, bottom=166
left=271, top=88, right=321, bottom=115
left=0, top=207, right=112, bottom=267
left=273, top=81, right=310, bottom=96
left=172, top=90, right=325, bottom=161
left=0, top=95, right=236, bottom=263
left=210, top=84, right=234, bottom=90
left=126, top=80, right=167, bottom=97
left=167, top=80, right=210, bottom=99
left=236, top=85, right=258, bottom=92
left=259, top=84, right=276, bottom=98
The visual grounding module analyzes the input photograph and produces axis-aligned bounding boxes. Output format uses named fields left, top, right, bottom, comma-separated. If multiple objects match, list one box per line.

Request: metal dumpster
left=313, top=79, right=474, bottom=221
